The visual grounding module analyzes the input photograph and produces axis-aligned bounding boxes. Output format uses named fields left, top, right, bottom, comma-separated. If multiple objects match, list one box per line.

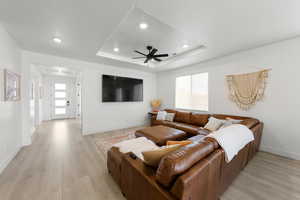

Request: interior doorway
left=30, top=65, right=82, bottom=136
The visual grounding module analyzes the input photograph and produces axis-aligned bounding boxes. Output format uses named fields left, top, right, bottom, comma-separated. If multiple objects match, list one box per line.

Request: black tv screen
left=102, top=75, right=143, bottom=102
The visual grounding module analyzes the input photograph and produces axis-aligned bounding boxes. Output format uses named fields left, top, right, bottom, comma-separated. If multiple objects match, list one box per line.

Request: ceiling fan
left=133, top=46, right=168, bottom=63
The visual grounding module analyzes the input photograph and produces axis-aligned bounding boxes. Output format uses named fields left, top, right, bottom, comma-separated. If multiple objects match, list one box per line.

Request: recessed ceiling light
left=139, top=22, right=148, bottom=30
left=183, top=44, right=189, bottom=48
left=53, top=37, right=62, bottom=44
left=113, top=47, right=119, bottom=52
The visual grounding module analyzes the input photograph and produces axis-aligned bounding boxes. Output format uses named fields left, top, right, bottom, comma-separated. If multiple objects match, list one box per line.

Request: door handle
left=66, top=100, right=70, bottom=106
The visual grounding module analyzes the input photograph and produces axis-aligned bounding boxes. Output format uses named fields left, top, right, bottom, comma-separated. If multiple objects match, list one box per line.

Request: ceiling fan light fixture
left=139, top=22, right=148, bottom=30
left=182, top=44, right=189, bottom=48
left=53, top=37, right=62, bottom=44
left=113, top=47, right=119, bottom=52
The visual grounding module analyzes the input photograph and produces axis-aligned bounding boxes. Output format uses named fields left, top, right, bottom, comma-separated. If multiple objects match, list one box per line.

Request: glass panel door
left=53, top=82, right=68, bottom=119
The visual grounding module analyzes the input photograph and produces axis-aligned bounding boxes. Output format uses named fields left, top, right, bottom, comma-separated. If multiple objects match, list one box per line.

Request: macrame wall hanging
left=226, top=69, right=269, bottom=110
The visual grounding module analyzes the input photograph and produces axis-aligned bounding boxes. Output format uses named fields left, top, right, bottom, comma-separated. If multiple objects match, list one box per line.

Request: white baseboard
left=260, top=145, right=300, bottom=160
left=0, top=146, right=21, bottom=174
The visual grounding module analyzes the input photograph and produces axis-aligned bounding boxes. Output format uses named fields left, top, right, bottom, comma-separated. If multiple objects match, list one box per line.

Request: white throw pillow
left=156, top=111, right=167, bottom=120
left=165, top=113, right=175, bottom=122
left=204, top=117, right=225, bottom=131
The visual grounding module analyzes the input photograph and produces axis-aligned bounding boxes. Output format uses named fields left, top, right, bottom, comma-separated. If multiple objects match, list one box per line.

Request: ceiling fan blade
left=134, top=50, right=147, bottom=56
left=153, top=57, right=162, bottom=62
left=132, top=57, right=145, bottom=59
left=153, top=54, right=168, bottom=57
left=149, top=48, right=158, bottom=56
left=144, top=57, right=151, bottom=63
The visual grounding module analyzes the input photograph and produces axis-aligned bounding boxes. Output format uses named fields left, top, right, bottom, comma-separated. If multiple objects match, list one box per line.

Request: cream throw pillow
left=156, top=111, right=167, bottom=120
left=142, top=144, right=181, bottom=167
left=165, top=113, right=175, bottom=122
left=204, top=117, right=225, bottom=131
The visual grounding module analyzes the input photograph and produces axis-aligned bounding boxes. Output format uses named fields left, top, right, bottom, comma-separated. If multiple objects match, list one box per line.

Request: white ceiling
left=1, top=0, right=300, bottom=72
left=33, top=64, right=81, bottom=78
left=97, top=7, right=204, bottom=68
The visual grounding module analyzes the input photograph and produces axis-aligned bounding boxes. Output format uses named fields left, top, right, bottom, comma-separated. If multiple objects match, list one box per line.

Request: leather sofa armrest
left=171, top=149, right=223, bottom=200
left=107, top=147, right=124, bottom=186
left=120, top=153, right=174, bottom=200
left=156, top=141, right=215, bottom=187
left=247, top=122, right=264, bottom=161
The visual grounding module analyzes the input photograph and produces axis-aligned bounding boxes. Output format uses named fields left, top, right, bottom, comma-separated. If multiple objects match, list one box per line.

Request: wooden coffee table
left=135, top=125, right=187, bottom=146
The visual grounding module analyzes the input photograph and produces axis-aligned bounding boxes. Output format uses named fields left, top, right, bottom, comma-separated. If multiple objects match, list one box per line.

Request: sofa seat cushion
left=170, top=122, right=200, bottom=135
left=190, top=113, right=210, bottom=126
left=152, top=119, right=164, bottom=126
left=162, top=121, right=178, bottom=128
left=156, top=141, right=215, bottom=188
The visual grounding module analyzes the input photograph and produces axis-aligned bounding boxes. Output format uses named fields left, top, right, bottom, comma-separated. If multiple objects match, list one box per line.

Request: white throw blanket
left=113, top=137, right=159, bottom=160
left=206, top=124, right=254, bottom=162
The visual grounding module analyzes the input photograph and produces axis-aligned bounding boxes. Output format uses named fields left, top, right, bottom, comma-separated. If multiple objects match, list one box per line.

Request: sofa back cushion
left=240, top=119, right=260, bottom=129
left=164, top=109, right=177, bottom=114
left=212, top=114, right=259, bottom=129
left=211, top=114, right=250, bottom=121
left=155, top=141, right=215, bottom=188
left=190, top=113, right=210, bottom=126
left=174, top=111, right=191, bottom=123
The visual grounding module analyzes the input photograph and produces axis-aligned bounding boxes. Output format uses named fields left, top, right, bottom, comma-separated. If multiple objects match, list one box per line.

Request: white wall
left=157, top=37, right=300, bottom=160
left=0, top=24, right=22, bottom=173
left=30, top=67, right=43, bottom=133
left=82, top=66, right=156, bottom=134
left=21, top=51, right=157, bottom=139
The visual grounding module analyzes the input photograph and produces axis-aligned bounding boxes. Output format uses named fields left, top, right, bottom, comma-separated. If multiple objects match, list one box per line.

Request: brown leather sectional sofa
left=152, top=109, right=260, bottom=137
left=107, top=109, right=263, bottom=200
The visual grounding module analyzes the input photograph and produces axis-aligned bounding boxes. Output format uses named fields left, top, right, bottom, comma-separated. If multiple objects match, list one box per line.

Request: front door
left=52, top=82, right=70, bottom=119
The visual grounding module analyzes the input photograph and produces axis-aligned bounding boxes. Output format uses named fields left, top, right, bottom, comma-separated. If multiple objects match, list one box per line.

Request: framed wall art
left=3, top=69, right=21, bottom=101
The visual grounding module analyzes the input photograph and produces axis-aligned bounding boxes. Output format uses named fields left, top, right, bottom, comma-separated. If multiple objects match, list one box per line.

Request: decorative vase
left=150, top=99, right=161, bottom=112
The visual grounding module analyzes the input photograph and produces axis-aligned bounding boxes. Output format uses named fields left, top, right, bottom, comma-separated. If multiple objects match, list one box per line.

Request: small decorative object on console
left=150, top=99, right=161, bottom=112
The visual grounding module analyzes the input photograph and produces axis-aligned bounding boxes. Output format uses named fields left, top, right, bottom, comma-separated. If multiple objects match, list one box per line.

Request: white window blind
left=175, top=72, right=208, bottom=111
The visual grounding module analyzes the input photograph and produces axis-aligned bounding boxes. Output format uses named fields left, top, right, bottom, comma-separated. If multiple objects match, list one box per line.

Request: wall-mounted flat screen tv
left=102, top=75, right=143, bottom=102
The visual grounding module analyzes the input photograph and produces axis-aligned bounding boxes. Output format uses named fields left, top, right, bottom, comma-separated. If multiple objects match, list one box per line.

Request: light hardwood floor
left=0, top=120, right=299, bottom=200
